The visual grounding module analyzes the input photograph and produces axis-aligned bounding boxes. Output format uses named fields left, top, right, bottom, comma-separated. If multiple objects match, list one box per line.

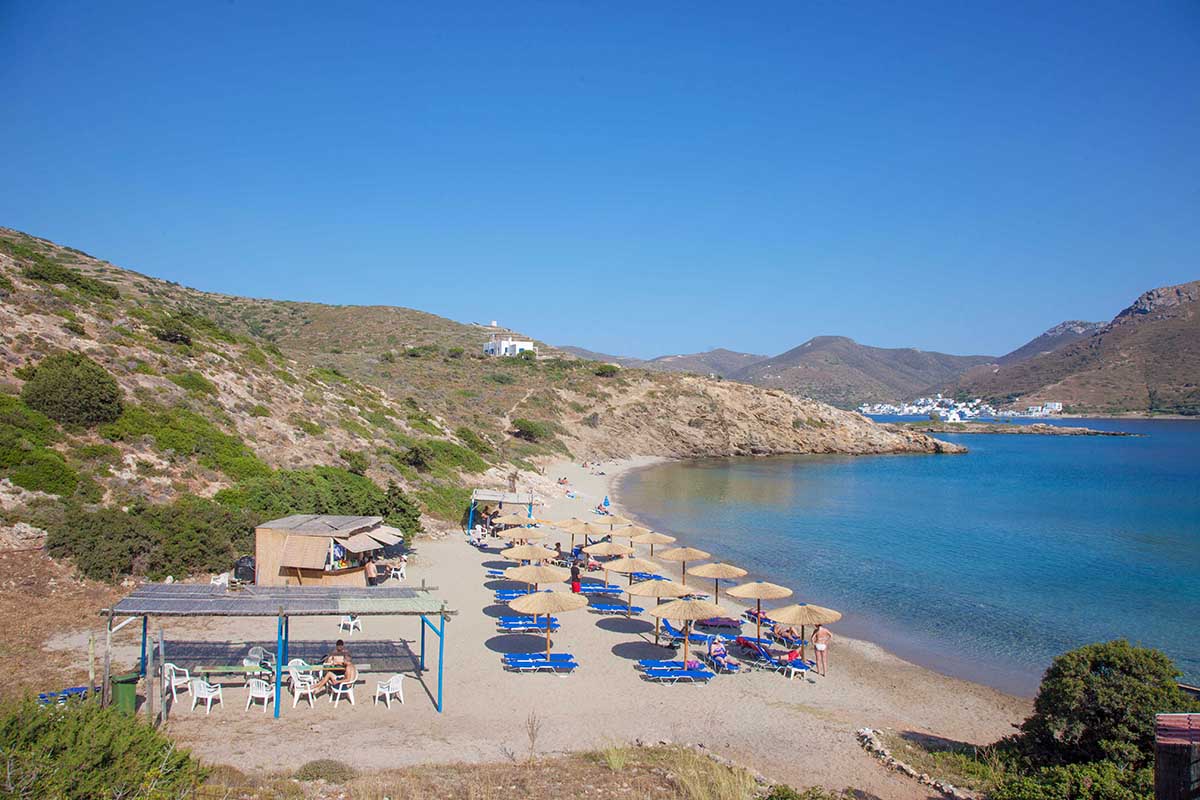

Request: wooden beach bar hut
left=255, top=514, right=404, bottom=587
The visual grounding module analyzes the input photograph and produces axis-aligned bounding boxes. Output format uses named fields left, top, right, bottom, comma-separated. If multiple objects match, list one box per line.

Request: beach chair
left=287, top=666, right=318, bottom=708
left=245, top=678, right=275, bottom=712
left=338, top=615, right=362, bottom=635
left=330, top=680, right=355, bottom=707
left=771, top=629, right=808, bottom=649
left=642, top=666, right=716, bottom=684
left=736, top=638, right=807, bottom=679
left=661, top=620, right=730, bottom=645
left=589, top=603, right=643, bottom=615
left=743, top=609, right=776, bottom=627
left=162, top=663, right=190, bottom=702
left=636, top=659, right=686, bottom=670
left=696, top=616, right=742, bottom=630
left=374, top=675, right=405, bottom=708
left=577, top=583, right=622, bottom=595
left=190, top=679, right=223, bottom=714
left=497, top=618, right=560, bottom=632
left=502, top=653, right=578, bottom=673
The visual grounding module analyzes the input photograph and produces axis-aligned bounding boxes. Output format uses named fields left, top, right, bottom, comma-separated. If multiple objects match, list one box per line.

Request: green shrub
left=340, top=449, right=369, bottom=475
left=61, top=319, right=86, bottom=336
left=1017, top=640, right=1200, bottom=768
left=243, top=346, right=268, bottom=366
left=153, top=321, right=192, bottom=345
left=73, top=442, right=121, bottom=463
left=407, top=414, right=440, bottom=435
left=12, top=245, right=120, bottom=299
left=46, top=496, right=257, bottom=581
left=249, top=404, right=271, bottom=417
left=4, top=449, right=79, bottom=496
left=447, top=346, right=465, bottom=358
left=20, top=352, right=124, bottom=426
left=0, top=394, right=60, bottom=448
left=486, top=372, right=515, bottom=385
left=379, top=350, right=396, bottom=363
left=295, top=759, right=357, bottom=784
left=309, top=366, right=346, bottom=384
left=100, top=404, right=269, bottom=481
left=167, top=370, right=218, bottom=396
left=512, top=417, right=552, bottom=442
left=0, top=272, right=15, bottom=297
left=414, top=482, right=471, bottom=522
left=594, top=363, right=620, bottom=377
left=289, top=414, right=323, bottom=436
left=455, top=426, right=493, bottom=456
left=424, top=440, right=487, bottom=473
left=989, top=761, right=1153, bottom=800
left=400, top=442, right=435, bottom=471
left=215, top=467, right=422, bottom=539
left=0, top=698, right=203, bottom=798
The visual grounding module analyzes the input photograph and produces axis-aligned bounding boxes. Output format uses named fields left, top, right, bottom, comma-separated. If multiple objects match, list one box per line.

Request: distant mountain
left=645, top=348, right=768, bottom=378
left=996, top=320, right=1105, bottom=365
left=950, top=280, right=1200, bottom=414
left=556, top=345, right=645, bottom=367
left=732, top=336, right=994, bottom=408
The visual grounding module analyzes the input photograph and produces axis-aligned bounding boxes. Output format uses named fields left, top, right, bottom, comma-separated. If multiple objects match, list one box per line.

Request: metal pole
left=87, top=634, right=96, bottom=700
left=139, top=616, right=148, bottom=676
left=419, top=615, right=426, bottom=671
left=145, top=629, right=155, bottom=725
left=437, top=612, right=445, bottom=713
left=274, top=610, right=283, bottom=719
left=467, top=501, right=475, bottom=533
left=157, top=628, right=166, bottom=724
left=283, top=617, right=289, bottom=664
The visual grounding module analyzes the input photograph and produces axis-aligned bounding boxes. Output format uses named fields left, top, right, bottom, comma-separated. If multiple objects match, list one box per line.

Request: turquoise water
left=617, top=418, right=1200, bottom=695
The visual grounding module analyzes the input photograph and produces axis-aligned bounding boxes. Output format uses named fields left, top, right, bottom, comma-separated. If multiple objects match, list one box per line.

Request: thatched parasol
left=582, top=541, right=636, bottom=585
left=630, top=530, right=676, bottom=556
left=627, top=579, right=692, bottom=641
left=603, top=556, right=661, bottom=588
left=762, top=602, right=842, bottom=660
left=582, top=521, right=629, bottom=539
left=657, top=546, right=711, bottom=586
left=509, top=590, right=589, bottom=659
left=500, top=544, right=557, bottom=563
left=648, top=598, right=729, bottom=666
left=504, top=564, right=569, bottom=587
left=726, top=580, right=793, bottom=641
left=686, top=562, right=748, bottom=602
left=496, top=528, right=547, bottom=542
left=550, top=518, right=591, bottom=547
left=596, top=514, right=633, bottom=527
left=493, top=513, right=538, bottom=526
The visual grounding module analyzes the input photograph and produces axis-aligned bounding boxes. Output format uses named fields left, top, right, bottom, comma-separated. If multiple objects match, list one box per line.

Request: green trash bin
left=110, top=673, right=139, bottom=714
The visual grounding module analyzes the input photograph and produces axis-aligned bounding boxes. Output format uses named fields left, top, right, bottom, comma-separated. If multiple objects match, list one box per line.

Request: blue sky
left=2, top=2, right=1197, bottom=358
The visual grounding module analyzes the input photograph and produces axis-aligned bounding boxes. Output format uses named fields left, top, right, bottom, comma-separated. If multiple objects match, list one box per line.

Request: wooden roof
left=1157, top=713, right=1200, bottom=746
left=279, top=535, right=329, bottom=570
left=258, top=515, right=382, bottom=536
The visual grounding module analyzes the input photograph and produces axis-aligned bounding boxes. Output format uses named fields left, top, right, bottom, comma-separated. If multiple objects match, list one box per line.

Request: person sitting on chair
left=312, top=641, right=356, bottom=694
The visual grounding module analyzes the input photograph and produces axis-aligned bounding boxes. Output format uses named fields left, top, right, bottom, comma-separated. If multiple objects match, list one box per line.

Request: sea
left=616, top=417, right=1200, bottom=696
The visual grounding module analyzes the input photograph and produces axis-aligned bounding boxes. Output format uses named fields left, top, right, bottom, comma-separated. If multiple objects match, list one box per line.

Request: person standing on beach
left=569, top=562, right=582, bottom=593
left=812, top=624, right=832, bottom=676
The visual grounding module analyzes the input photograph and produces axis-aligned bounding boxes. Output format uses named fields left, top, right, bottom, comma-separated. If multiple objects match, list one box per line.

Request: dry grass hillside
left=0, top=226, right=958, bottom=574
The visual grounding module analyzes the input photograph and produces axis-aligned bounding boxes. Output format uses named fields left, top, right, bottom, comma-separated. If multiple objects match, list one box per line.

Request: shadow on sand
left=594, top=616, right=654, bottom=635
left=611, top=640, right=677, bottom=662
left=484, top=633, right=551, bottom=655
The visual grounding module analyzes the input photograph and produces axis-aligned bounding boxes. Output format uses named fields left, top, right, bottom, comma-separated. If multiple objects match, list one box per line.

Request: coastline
left=554, top=455, right=1035, bottom=702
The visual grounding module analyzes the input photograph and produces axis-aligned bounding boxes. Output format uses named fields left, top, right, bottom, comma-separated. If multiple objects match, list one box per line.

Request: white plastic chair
left=246, top=646, right=276, bottom=667
left=190, top=679, right=222, bottom=714
left=287, top=666, right=318, bottom=708
left=337, top=615, right=361, bottom=635
left=389, top=563, right=406, bottom=582
left=374, top=674, right=405, bottom=708
left=162, top=663, right=190, bottom=702
left=210, top=572, right=229, bottom=587
left=329, top=680, right=355, bottom=707
left=287, top=658, right=314, bottom=681
left=245, top=678, right=275, bottom=713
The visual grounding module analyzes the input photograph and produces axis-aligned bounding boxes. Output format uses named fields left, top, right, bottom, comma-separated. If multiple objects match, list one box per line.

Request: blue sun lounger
left=590, top=603, right=643, bottom=615
left=631, top=572, right=666, bottom=582
left=738, top=639, right=807, bottom=679
left=577, top=583, right=623, bottom=595
left=636, top=659, right=686, bottom=670
left=502, top=653, right=578, bottom=673
left=643, top=667, right=716, bottom=684
left=497, top=617, right=560, bottom=632
left=661, top=619, right=733, bottom=644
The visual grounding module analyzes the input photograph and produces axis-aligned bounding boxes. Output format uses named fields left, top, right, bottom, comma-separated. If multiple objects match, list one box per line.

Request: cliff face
left=554, top=375, right=964, bottom=459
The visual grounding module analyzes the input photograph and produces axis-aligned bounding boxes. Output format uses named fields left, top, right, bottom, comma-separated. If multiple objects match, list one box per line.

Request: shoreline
left=593, top=455, right=1037, bottom=700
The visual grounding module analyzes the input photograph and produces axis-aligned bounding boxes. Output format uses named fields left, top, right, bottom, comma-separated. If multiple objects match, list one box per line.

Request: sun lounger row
left=577, top=583, right=623, bottom=595
left=735, top=637, right=808, bottom=679
left=497, top=616, right=560, bottom=632
left=501, top=653, right=578, bottom=673
left=660, top=620, right=734, bottom=644
left=589, top=603, right=643, bottom=615
left=642, top=666, right=715, bottom=683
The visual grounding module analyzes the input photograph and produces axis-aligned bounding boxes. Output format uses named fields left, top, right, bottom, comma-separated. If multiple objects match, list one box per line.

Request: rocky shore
left=888, top=421, right=1137, bottom=437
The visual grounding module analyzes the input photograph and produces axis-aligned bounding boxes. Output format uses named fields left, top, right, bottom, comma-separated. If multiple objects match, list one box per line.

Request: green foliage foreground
left=0, top=699, right=204, bottom=799
left=20, top=352, right=124, bottom=427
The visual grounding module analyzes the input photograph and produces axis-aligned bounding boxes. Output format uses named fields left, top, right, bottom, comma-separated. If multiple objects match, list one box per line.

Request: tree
left=512, top=418, right=552, bottom=442
left=1016, top=639, right=1200, bottom=768
left=20, top=352, right=123, bottom=426
left=594, top=363, right=619, bottom=377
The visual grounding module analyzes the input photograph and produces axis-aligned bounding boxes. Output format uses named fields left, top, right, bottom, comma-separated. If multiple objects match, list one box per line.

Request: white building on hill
left=484, top=332, right=537, bottom=357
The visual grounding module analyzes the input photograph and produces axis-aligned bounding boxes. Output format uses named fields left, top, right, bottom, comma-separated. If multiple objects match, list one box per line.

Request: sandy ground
left=73, top=457, right=1030, bottom=798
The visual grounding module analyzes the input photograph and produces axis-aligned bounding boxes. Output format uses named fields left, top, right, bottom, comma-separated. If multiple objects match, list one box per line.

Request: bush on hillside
left=6, top=237, right=120, bottom=299
left=512, top=417, right=553, bottom=442
left=46, top=496, right=256, bottom=581
left=988, top=761, right=1153, bottom=800
left=0, top=272, right=15, bottom=297
left=340, top=449, right=369, bottom=475
left=455, top=426, right=493, bottom=456
left=3, top=448, right=79, bottom=496
left=20, top=352, right=124, bottom=427
left=0, top=698, right=203, bottom=798
left=215, top=467, right=423, bottom=540
left=154, top=320, right=192, bottom=346
left=100, top=403, right=269, bottom=481
left=167, top=370, right=217, bottom=396
left=294, top=759, right=357, bottom=784
left=594, top=363, right=620, bottom=377
left=1016, top=639, right=1200, bottom=768
left=400, top=442, right=435, bottom=471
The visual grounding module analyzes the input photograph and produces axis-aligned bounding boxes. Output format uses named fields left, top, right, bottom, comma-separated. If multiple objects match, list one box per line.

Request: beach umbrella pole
left=756, top=600, right=762, bottom=641
left=545, top=625, right=551, bottom=660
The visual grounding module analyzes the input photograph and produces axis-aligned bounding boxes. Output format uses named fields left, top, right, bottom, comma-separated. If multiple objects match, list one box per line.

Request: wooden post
left=158, top=628, right=167, bottom=724
left=144, top=624, right=155, bottom=725
left=101, top=609, right=114, bottom=707
left=87, top=633, right=96, bottom=701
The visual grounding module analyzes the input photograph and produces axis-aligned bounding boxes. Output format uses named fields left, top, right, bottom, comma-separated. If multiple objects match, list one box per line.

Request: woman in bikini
left=811, top=623, right=832, bottom=676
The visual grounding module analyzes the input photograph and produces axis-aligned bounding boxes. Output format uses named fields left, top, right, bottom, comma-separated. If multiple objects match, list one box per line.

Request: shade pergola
left=763, top=603, right=842, bottom=660
left=727, top=580, right=794, bottom=641
left=657, top=546, right=711, bottom=586
left=627, top=578, right=692, bottom=640
left=108, top=583, right=454, bottom=717
left=603, top=556, right=661, bottom=587
left=630, top=530, right=676, bottom=556
left=508, top=590, right=589, bottom=659
left=686, top=562, right=748, bottom=602
left=648, top=598, right=729, bottom=666
left=500, top=544, right=557, bottom=562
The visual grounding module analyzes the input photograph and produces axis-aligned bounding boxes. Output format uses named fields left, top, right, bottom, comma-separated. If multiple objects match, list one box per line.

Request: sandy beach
left=81, top=456, right=1030, bottom=798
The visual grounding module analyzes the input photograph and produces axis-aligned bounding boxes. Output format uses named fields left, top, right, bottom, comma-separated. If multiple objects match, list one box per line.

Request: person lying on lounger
left=708, top=638, right=740, bottom=671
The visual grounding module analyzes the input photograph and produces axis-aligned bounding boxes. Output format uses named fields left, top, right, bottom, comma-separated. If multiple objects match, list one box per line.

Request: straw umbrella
left=596, top=514, right=633, bottom=527
left=627, top=579, right=691, bottom=641
left=726, top=581, right=793, bottom=642
left=762, top=603, right=842, bottom=660
left=657, top=546, right=711, bottom=586
left=603, top=556, right=661, bottom=587
left=493, top=513, right=539, bottom=526
left=648, top=598, right=729, bottom=666
left=582, top=521, right=629, bottom=540
left=496, top=527, right=547, bottom=542
left=686, top=562, right=748, bottom=602
left=551, top=518, right=591, bottom=548
left=631, top=530, right=676, bottom=557
left=582, top=541, right=634, bottom=585
left=500, top=544, right=557, bottom=563
left=509, top=590, right=589, bottom=659
left=504, top=564, right=569, bottom=588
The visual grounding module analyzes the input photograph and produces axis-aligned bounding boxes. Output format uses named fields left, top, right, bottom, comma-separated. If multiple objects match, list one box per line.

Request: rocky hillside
left=643, top=348, right=768, bottom=379
left=949, top=281, right=1200, bottom=415
left=0, top=227, right=960, bottom=565
left=732, top=336, right=994, bottom=408
left=995, top=320, right=1104, bottom=366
